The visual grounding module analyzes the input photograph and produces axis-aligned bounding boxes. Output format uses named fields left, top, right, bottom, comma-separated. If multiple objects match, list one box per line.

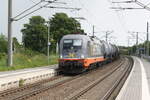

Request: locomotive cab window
left=63, top=39, right=82, bottom=50
left=73, top=39, right=82, bottom=46
left=63, top=39, right=73, bottom=50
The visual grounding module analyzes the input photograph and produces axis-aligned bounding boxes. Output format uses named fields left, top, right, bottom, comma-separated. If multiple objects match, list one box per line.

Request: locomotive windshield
left=63, top=39, right=82, bottom=50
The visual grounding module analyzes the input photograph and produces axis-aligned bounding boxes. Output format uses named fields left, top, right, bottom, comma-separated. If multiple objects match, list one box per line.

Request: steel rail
left=101, top=57, right=133, bottom=100
left=0, top=58, right=123, bottom=100
left=66, top=57, right=127, bottom=100
left=0, top=75, right=63, bottom=97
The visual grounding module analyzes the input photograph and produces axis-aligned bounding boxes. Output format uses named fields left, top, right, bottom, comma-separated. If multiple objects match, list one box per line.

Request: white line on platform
left=137, top=57, right=150, bottom=100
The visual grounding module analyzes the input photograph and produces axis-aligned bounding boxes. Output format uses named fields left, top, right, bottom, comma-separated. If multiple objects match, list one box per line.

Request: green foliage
left=0, top=34, right=7, bottom=53
left=0, top=33, right=58, bottom=71
left=13, top=37, right=20, bottom=47
left=0, top=53, right=6, bottom=60
left=0, top=51, right=58, bottom=71
left=21, top=13, right=84, bottom=53
left=50, top=13, right=84, bottom=50
left=118, top=46, right=129, bottom=55
left=127, top=41, right=150, bottom=56
left=21, top=16, right=48, bottom=54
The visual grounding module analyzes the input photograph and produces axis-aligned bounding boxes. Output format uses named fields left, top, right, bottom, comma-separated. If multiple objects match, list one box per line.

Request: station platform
left=0, top=64, right=58, bottom=78
left=0, top=65, right=58, bottom=91
left=116, top=56, right=150, bottom=100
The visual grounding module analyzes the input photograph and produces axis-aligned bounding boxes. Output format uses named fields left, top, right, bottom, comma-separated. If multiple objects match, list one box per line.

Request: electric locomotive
left=59, top=34, right=106, bottom=74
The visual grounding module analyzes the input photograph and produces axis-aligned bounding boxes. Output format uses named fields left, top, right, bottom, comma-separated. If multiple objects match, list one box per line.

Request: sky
left=1, top=0, right=150, bottom=46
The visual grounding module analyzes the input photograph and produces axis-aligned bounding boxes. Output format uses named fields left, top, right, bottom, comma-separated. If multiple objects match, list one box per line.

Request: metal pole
left=136, top=32, right=138, bottom=45
left=106, top=32, right=108, bottom=42
left=147, top=22, right=149, bottom=56
left=93, top=25, right=95, bottom=37
left=47, top=21, right=50, bottom=64
left=135, top=32, right=138, bottom=55
left=128, top=38, right=130, bottom=55
left=8, top=0, right=13, bottom=66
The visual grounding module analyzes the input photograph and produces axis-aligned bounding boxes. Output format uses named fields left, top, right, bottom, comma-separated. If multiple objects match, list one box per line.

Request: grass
left=0, top=52, right=58, bottom=71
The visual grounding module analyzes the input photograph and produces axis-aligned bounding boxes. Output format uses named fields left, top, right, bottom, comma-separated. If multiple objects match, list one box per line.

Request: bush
left=0, top=53, right=6, bottom=60
left=0, top=48, right=58, bottom=71
left=0, top=35, right=7, bottom=53
left=19, top=49, right=40, bottom=57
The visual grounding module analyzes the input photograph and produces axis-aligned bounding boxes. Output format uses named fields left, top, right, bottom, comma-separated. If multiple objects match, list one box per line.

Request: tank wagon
left=59, top=34, right=119, bottom=74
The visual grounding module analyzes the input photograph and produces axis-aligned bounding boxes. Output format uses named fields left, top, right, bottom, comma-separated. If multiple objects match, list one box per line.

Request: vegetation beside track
left=0, top=51, right=58, bottom=71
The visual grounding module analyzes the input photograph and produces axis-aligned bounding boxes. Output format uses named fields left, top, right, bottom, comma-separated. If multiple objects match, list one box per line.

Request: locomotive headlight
left=81, top=54, right=84, bottom=58
left=60, top=55, right=63, bottom=58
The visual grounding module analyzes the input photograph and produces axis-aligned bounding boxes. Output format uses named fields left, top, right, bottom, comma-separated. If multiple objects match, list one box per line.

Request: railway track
left=0, top=75, right=62, bottom=96
left=0, top=66, right=102, bottom=100
left=0, top=57, right=129, bottom=100
left=66, top=57, right=133, bottom=100
left=101, top=57, right=133, bottom=100
left=0, top=74, right=82, bottom=100
left=27, top=58, right=124, bottom=100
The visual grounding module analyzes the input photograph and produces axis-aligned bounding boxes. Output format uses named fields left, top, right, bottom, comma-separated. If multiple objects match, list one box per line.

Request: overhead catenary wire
left=13, top=0, right=59, bottom=20
left=135, top=1, right=150, bottom=11
left=108, top=0, right=139, bottom=46
left=77, top=0, right=116, bottom=39
left=110, top=0, right=150, bottom=47
left=77, top=0, right=99, bottom=28
left=7, top=0, right=59, bottom=66
left=13, top=0, right=43, bottom=19
left=14, top=3, right=50, bottom=21
left=13, top=0, right=63, bottom=21
left=107, top=0, right=128, bottom=33
left=78, top=0, right=109, bottom=37
left=111, top=0, right=150, bottom=11
left=107, top=0, right=129, bottom=41
left=146, top=2, right=150, bottom=6
left=44, top=6, right=81, bottom=10
left=28, top=0, right=37, bottom=4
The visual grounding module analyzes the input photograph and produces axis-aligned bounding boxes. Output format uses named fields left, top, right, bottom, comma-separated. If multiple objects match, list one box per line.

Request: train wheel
left=97, top=62, right=102, bottom=67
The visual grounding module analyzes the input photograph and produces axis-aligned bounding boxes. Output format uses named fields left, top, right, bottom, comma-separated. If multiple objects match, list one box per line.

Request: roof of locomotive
left=61, top=34, right=91, bottom=41
left=60, top=34, right=105, bottom=46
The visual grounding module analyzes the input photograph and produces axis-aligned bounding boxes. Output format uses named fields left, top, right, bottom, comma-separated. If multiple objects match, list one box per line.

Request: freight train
left=58, top=34, right=119, bottom=74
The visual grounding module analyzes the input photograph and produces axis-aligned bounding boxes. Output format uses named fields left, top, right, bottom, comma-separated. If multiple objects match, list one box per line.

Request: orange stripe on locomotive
left=59, top=57, right=106, bottom=68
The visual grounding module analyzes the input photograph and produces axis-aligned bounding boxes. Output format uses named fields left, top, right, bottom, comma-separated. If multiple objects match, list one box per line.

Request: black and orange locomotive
left=58, top=34, right=119, bottom=74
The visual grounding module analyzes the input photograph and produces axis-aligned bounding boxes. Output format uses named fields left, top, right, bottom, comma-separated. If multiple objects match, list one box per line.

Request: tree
left=13, top=37, right=20, bottom=52
left=0, top=34, right=7, bottom=53
left=49, top=13, right=84, bottom=51
left=21, top=16, right=48, bottom=53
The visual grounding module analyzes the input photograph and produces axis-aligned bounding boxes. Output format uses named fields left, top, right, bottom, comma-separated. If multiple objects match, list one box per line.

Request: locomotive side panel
left=83, top=39, right=105, bottom=68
